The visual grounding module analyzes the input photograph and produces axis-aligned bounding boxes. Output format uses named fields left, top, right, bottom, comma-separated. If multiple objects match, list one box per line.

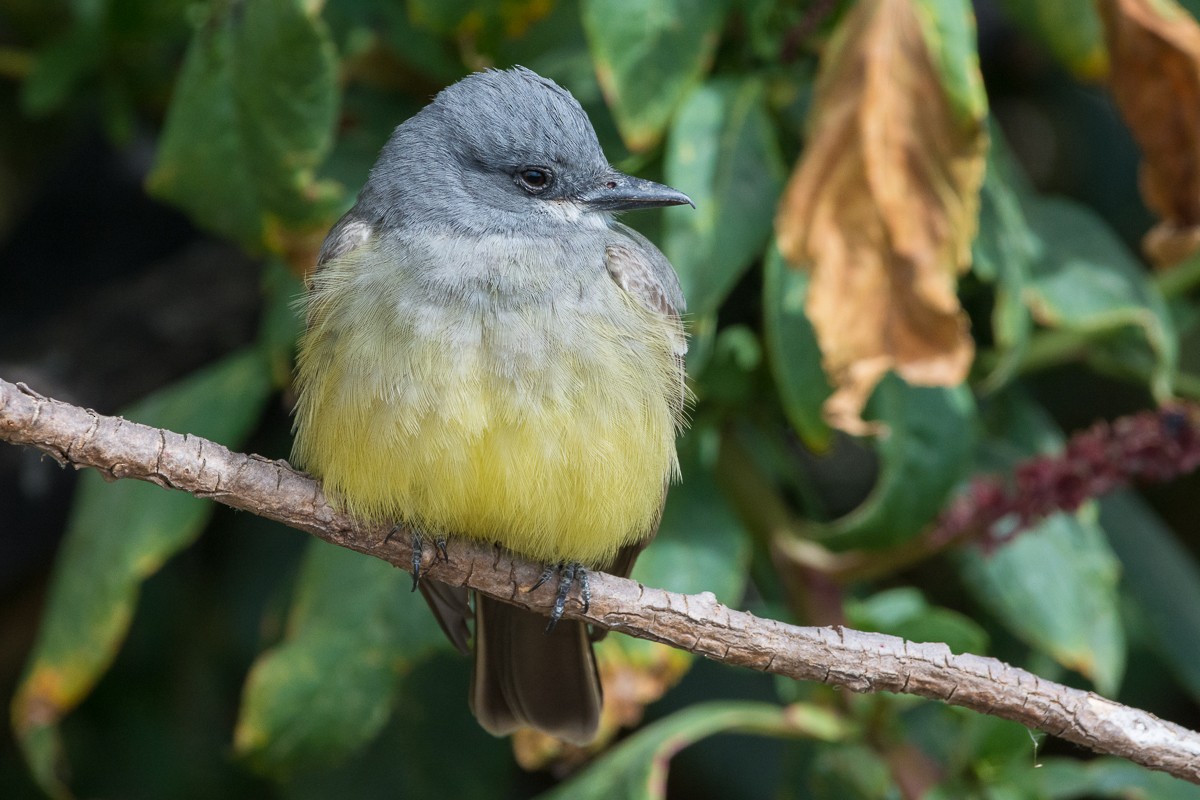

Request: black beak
left=577, top=172, right=694, bottom=212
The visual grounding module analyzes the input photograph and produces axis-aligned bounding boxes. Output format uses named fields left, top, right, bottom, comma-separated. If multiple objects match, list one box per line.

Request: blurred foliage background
left=4, top=0, right=1200, bottom=797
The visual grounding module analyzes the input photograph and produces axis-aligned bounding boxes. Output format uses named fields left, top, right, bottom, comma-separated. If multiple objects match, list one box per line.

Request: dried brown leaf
left=1100, top=0, right=1200, bottom=267
left=775, top=0, right=986, bottom=434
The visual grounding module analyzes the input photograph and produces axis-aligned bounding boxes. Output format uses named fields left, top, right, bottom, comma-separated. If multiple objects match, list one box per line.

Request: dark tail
left=469, top=595, right=602, bottom=745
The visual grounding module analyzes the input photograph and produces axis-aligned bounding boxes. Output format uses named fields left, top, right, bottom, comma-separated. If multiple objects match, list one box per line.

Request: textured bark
left=2, top=377, right=1198, bottom=784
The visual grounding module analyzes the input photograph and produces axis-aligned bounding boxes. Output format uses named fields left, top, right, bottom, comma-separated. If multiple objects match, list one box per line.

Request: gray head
left=358, top=67, right=691, bottom=234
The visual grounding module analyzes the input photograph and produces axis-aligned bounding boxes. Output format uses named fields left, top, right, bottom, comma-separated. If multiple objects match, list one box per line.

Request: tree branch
left=3, top=377, right=1199, bottom=784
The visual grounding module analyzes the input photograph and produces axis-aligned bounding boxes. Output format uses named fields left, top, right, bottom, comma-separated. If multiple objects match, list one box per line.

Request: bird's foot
left=384, top=525, right=448, bottom=591
left=530, top=562, right=591, bottom=633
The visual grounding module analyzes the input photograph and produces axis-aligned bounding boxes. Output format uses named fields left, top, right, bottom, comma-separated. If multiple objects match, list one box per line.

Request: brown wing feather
left=316, top=210, right=375, bottom=269
left=604, top=223, right=687, bottom=320
left=604, top=223, right=688, bottom=428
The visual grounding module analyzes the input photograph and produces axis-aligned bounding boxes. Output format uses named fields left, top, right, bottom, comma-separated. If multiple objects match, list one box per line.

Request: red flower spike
left=930, top=405, right=1200, bottom=549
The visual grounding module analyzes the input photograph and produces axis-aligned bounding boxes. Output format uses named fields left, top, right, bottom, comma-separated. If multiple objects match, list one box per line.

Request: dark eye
left=516, top=167, right=553, bottom=193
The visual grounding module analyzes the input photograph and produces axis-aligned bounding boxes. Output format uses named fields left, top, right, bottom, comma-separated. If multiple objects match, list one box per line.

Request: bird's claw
left=397, top=528, right=449, bottom=591
left=411, top=531, right=424, bottom=591
left=529, top=562, right=590, bottom=633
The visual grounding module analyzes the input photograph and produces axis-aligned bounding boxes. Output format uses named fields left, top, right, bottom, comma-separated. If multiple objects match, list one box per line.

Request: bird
left=290, top=66, right=691, bottom=745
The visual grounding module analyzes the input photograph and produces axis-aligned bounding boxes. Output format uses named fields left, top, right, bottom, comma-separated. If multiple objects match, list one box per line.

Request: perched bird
left=291, top=67, right=691, bottom=745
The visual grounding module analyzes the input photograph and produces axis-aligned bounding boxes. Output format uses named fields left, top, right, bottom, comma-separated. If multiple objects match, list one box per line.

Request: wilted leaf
left=12, top=349, right=273, bottom=797
left=1098, top=0, right=1200, bottom=267
left=775, top=0, right=988, bottom=434
left=582, top=0, right=725, bottom=152
left=147, top=0, right=341, bottom=248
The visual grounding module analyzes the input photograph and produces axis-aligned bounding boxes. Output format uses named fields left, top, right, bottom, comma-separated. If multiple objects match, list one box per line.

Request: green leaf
left=965, top=393, right=1125, bottom=694
left=407, top=0, right=557, bottom=53
left=1100, top=492, right=1200, bottom=704
left=617, top=437, right=750, bottom=668
left=281, top=652, right=518, bottom=798
left=13, top=349, right=273, bottom=797
left=1003, top=756, right=1200, bottom=799
left=972, top=139, right=1036, bottom=391
left=20, top=13, right=104, bottom=116
left=696, top=325, right=763, bottom=409
left=582, top=0, right=726, bottom=152
left=493, top=2, right=633, bottom=161
left=897, top=702, right=1038, bottom=785
left=20, top=0, right=191, bottom=122
left=406, top=0, right=490, bottom=34
left=807, top=743, right=896, bottom=800
left=663, top=76, right=786, bottom=314
left=846, top=588, right=988, bottom=656
left=995, top=0, right=1108, bottom=79
left=762, top=241, right=834, bottom=451
left=959, top=510, right=1125, bottom=695
left=976, top=384, right=1065, bottom=462
left=738, top=0, right=810, bottom=63
left=913, top=0, right=990, bottom=125
left=259, top=258, right=306, bottom=387
left=235, top=539, right=450, bottom=774
left=813, top=374, right=977, bottom=550
left=1025, top=197, right=1178, bottom=402
left=539, top=701, right=849, bottom=800
left=321, top=86, right=424, bottom=197
left=383, top=15, right=463, bottom=84
left=684, top=312, right=718, bottom=378
left=633, top=439, right=750, bottom=605
left=147, top=0, right=340, bottom=246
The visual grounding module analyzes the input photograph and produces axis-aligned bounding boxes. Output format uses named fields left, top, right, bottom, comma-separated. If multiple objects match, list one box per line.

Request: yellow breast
left=291, top=245, right=683, bottom=569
